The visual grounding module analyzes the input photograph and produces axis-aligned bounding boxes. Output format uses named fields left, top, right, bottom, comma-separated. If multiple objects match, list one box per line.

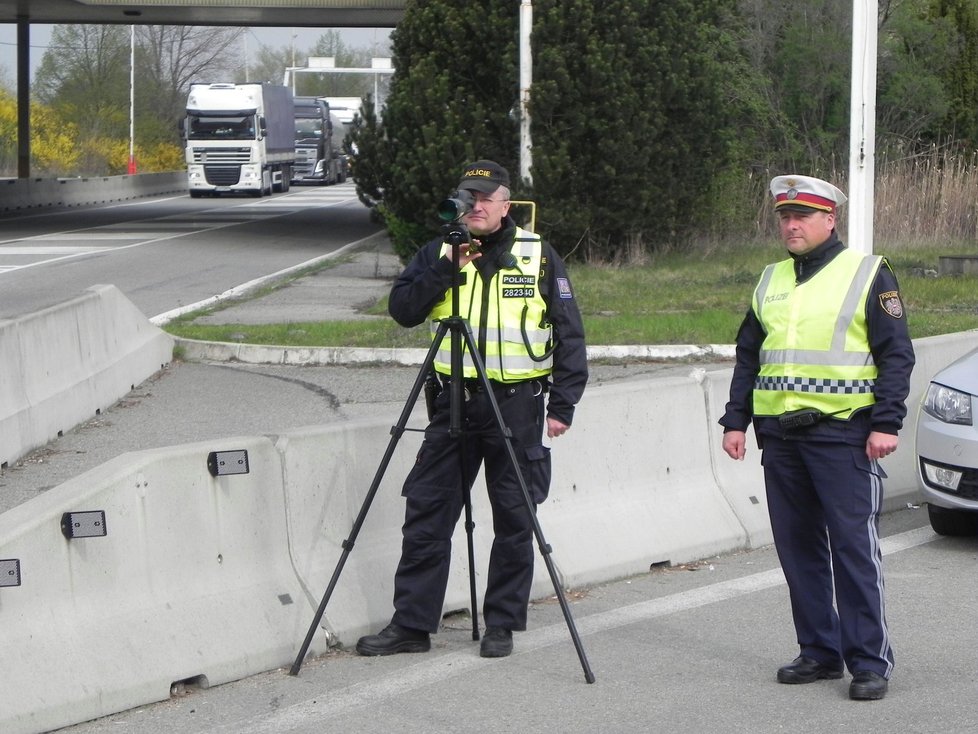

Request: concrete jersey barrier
left=0, top=284, right=174, bottom=469
left=1, top=172, right=185, bottom=213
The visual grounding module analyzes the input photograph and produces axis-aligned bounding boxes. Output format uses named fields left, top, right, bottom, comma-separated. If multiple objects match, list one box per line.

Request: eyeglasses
left=472, top=194, right=509, bottom=205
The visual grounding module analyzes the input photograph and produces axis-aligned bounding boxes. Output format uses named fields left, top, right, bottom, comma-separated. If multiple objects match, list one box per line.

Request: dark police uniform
left=385, top=213, right=588, bottom=634
left=720, top=231, right=915, bottom=683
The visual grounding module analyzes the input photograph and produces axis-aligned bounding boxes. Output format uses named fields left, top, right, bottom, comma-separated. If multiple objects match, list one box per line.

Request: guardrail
left=1, top=172, right=185, bottom=213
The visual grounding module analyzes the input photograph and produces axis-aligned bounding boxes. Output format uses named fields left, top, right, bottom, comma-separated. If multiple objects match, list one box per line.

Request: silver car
left=915, top=345, right=978, bottom=535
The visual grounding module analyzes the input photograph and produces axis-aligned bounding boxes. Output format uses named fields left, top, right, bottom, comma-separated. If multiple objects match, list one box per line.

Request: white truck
left=183, top=83, right=295, bottom=198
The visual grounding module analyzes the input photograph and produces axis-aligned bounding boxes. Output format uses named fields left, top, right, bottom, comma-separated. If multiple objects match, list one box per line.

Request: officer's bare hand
left=722, top=430, right=747, bottom=460
left=445, top=241, right=483, bottom=268
left=866, top=431, right=898, bottom=461
left=547, top=417, right=569, bottom=438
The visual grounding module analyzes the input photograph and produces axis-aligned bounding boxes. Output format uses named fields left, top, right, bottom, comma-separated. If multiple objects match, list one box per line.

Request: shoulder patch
left=879, top=290, right=904, bottom=319
left=556, top=277, right=573, bottom=299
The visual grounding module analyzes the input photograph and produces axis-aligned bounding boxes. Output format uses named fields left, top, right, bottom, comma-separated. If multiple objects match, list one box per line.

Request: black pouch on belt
left=423, top=370, right=443, bottom=420
left=778, top=409, right=822, bottom=431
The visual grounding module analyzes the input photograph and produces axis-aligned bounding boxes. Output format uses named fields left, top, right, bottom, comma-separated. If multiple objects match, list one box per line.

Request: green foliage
left=529, top=0, right=736, bottom=259
left=352, top=0, right=521, bottom=262
left=0, top=89, right=81, bottom=175
left=927, top=0, right=978, bottom=145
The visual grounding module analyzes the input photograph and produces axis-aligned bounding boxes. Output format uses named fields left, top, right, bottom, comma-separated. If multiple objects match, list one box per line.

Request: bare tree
left=136, top=25, right=245, bottom=143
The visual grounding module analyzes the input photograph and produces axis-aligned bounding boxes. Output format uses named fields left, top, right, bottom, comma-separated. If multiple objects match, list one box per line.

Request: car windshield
left=187, top=114, right=255, bottom=140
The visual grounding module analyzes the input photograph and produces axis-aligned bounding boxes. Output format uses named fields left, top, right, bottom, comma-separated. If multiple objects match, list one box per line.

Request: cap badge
left=786, top=188, right=799, bottom=200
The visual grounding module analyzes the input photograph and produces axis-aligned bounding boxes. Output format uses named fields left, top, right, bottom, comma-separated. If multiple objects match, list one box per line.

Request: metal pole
left=847, top=0, right=877, bottom=253
left=128, top=25, right=136, bottom=174
left=16, top=21, right=30, bottom=178
left=519, top=0, right=533, bottom=185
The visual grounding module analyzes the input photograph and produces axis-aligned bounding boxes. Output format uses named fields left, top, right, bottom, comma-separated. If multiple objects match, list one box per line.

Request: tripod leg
left=456, top=319, right=596, bottom=684
left=289, top=323, right=450, bottom=676
left=460, top=437, right=480, bottom=641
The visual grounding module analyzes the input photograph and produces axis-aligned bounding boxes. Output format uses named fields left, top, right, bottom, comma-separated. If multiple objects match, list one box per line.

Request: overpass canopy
left=0, top=0, right=406, bottom=27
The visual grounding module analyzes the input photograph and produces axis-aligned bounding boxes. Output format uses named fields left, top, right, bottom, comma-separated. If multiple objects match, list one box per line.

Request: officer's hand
left=866, top=431, right=898, bottom=461
left=445, top=241, right=483, bottom=269
left=547, top=416, right=569, bottom=438
left=722, top=430, right=747, bottom=460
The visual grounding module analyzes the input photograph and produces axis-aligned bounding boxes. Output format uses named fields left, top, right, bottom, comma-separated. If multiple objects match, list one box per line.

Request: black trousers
left=761, top=435, right=894, bottom=678
left=391, top=380, right=551, bottom=633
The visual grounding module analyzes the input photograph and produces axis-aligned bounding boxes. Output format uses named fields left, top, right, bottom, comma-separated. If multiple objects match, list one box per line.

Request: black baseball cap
left=458, top=159, right=510, bottom=193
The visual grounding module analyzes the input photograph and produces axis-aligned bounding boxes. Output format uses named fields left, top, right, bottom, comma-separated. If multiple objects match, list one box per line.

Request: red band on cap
left=775, top=192, right=834, bottom=212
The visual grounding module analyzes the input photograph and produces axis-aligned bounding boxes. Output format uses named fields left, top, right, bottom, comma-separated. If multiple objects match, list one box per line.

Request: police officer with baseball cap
left=355, top=159, right=588, bottom=660
left=719, top=174, right=915, bottom=700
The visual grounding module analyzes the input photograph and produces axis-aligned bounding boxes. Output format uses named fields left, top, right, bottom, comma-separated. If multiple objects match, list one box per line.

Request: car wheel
left=927, top=503, right=978, bottom=536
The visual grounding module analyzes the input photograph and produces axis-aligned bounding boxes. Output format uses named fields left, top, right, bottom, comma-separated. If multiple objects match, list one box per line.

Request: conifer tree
left=362, top=0, right=520, bottom=259
left=352, top=0, right=737, bottom=261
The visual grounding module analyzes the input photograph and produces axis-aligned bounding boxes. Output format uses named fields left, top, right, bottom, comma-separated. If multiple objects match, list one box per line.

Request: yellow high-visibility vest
left=430, top=227, right=553, bottom=381
left=751, top=248, right=883, bottom=419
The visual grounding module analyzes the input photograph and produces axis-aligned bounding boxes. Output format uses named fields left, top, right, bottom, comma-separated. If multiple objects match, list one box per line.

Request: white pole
left=847, top=0, right=877, bottom=253
left=128, top=24, right=136, bottom=174
left=519, top=0, right=532, bottom=185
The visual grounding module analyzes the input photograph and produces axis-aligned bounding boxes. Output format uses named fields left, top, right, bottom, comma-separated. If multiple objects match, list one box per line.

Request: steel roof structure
left=0, top=0, right=405, bottom=27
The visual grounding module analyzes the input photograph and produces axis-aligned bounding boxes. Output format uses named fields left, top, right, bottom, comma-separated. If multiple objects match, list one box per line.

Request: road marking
left=212, top=526, right=937, bottom=733
left=0, top=185, right=361, bottom=274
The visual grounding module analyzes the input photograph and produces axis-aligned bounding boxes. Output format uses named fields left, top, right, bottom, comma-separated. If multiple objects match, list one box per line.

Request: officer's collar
left=478, top=215, right=518, bottom=252
left=790, top=232, right=844, bottom=265
left=790, top=232, right=845, bottom=281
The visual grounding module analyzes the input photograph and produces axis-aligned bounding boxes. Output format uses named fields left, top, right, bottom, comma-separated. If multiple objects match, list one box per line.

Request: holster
left=423, top=370, right=443, bottom=420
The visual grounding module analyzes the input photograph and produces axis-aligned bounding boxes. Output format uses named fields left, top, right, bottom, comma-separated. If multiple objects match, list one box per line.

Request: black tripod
left=289, top=230, right=595, bottom=684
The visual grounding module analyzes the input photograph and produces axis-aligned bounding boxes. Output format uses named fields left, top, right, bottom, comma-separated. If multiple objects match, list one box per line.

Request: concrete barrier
left=0, top=284, right=174, bottom=468
left=0, top=172, right=185, bottom=213
left=1, top=330, right=975, bottom=733
left=0, top=436, right=319, bottom=734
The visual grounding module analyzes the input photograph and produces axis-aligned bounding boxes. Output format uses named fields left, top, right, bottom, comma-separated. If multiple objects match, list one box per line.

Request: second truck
left=291, top=96, right=348, bottom=186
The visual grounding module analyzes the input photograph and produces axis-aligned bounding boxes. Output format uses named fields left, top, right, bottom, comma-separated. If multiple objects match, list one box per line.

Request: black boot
left=356, top=623, right=430, bottom=656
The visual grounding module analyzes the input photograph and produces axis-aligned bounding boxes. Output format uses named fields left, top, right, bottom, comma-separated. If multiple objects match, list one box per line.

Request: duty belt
left=441, top=376, right=547, bottom=398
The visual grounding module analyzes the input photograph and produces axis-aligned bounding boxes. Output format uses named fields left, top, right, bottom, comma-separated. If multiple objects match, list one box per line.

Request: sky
left=0, top=24, right=393, bottom=84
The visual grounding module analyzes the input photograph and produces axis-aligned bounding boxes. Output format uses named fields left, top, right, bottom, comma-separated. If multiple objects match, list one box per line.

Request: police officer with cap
left=719, top=174, right=915, bottom=700
left=356, top=159, right=588, bottom=659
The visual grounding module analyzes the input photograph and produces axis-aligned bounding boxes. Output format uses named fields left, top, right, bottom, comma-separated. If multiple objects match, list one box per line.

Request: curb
left=174, top=337, right=736, bottom=366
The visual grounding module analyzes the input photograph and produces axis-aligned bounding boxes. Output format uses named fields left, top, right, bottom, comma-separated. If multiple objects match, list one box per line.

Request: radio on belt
left=778, top=409, right=822, bottom=430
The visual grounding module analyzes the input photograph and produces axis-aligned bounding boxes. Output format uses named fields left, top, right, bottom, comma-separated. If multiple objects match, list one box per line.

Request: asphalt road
left=0, top=182, right=379, bottom=320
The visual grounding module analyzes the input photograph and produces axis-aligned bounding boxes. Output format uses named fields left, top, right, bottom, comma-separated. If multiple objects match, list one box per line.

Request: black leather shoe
left=355, top=623, right=430, bottom=656
left=479, top=626, right=513, bottom=658
left=849, top=671, right=888, bottom=700
left=776, top=655, right=844, bottom=684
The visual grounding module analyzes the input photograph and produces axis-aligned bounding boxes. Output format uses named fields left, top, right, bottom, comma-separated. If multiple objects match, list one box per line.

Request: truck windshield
left=294, top=118, right=323, bottom=138
left=187, top=114, right=256, bottom=141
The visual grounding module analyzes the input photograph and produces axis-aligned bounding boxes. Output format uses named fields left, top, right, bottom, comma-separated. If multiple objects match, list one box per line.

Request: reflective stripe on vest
left=751, top=249, right=882, bottom=418
left=429, top=228, right=553, bottom=381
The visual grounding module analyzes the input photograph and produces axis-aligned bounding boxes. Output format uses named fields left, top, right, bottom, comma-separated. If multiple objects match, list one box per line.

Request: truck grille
left=204, top=166, right=241, bottom=185
left=293, top=147, right=318, bottom=177
left=191, top=147, right=251, bottom=164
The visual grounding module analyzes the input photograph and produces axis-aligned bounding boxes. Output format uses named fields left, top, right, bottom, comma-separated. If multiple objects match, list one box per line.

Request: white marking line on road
left=0, top=246, right=108, bottom=255
left=31, top=232, right=172, bottom=240
left=215, top=526, right=937, bottom=733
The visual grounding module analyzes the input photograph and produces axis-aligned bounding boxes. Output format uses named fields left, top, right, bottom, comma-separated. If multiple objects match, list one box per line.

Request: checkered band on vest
left=754, top=376, right=876, bottom=394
